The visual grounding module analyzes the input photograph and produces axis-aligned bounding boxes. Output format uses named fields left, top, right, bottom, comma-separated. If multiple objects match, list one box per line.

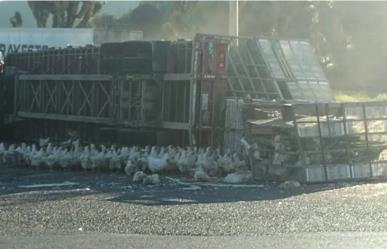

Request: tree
left=28, top=1, right=104, bottom=28
left=116, top=3, right=163, bottom=39
left=9, top=11, right=23, bottom=27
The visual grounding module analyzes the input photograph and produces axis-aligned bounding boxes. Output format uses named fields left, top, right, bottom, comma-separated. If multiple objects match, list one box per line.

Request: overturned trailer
left=4, top=33, right=387, bottom=182
left=7, top=34, right=230, bottom=146
left=7, top=34, right=328, bottom=144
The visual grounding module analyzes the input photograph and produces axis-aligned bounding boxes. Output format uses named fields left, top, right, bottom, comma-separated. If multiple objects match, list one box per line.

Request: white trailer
left=0, top=28, right=94, bottom=55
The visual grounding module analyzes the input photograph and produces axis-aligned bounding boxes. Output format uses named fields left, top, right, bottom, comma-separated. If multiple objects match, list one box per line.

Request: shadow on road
left=0, top=165, right=384, bottom=207
left=105, top=181, right=357, bottom=206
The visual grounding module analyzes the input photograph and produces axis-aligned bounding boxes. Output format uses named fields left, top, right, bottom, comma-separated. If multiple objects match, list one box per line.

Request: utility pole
left=229, top=0, right=239, bottom=38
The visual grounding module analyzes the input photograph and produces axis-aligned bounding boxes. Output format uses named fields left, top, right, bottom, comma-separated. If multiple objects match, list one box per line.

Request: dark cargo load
left=152, top=41, right=170, bottom=73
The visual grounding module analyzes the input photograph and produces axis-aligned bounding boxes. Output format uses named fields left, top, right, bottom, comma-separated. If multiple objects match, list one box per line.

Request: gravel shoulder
left=1, top=166, right=387, bottom=237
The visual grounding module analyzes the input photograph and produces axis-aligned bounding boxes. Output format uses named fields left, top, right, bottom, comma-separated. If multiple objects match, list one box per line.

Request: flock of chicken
left=0, top=139, right=253, bottom=184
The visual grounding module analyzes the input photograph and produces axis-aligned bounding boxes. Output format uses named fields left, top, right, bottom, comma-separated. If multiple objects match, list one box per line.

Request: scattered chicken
left=223, top=170, right=252, bottom=184
left=0, top=143, right=6, bottom=165
left=217, top=150, right=234, bottom=173
left=124, top=160, right=137, bottom=176
left=108, top=150, right=121, bottom=171
left=3, top=144, right=18, bottom=167
left=29, top=146, right=44, bottom=168
left=0, top=138, right=257, bottom=185
left=133, top=171, right=146, bottom=183
left=80, top=146, right=92, bottom=170
left=44, top=146, right=60, bottom=170
left=143, top=174, right=160, bottom=185
left=177, top=147, right=196, bottom=175
left=194, top=165, right=210, bottom=182
left=232, top=153, right=247, bottom=171
left=147, top=150, right=170, bottom=173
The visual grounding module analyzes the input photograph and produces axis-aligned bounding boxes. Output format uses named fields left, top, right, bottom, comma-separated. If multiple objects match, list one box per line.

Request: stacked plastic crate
left=223, top=98, right=244, bottom=152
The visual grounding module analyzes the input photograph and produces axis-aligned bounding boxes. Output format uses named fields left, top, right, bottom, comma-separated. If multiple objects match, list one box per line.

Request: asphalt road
left=1, top=232, right=387, bottom=249
left=1, top=166, right=387, bottom=248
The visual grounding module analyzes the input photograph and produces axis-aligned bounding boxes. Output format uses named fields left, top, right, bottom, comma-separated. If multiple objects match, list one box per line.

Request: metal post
left=229, top=0, right=239, bottom=41
left=362, top=103, right=373, bottom=177
left=188, top=39, right=199, bottom=146
left=291, top=104, right=306, bottom=168
left=315, top=103, right=328, bottom=181
left=341, top=103, right=353, bottom=178
left=325, top=103, right=331, bottom=137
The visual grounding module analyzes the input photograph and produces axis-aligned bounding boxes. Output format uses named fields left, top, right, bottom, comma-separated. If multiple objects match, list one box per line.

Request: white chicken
left=232, top=153, right=247, bottom=171
left=80, top=146, right=93, bottom=170
left=193, top=165, right=209, bottom=182
left=28, top=145, right=45, bottom=169
left=108, top=149, right=121, bottom=171
left=0, top=137, right=258, bottom=185
left=15, top=143, right=28, bottom=166
left=177, top=147, right=196, bottom=175
left=124, top=159, right=138, bottom=176
left=0, top=143, right=6, bottom=165
left=58, top=148, right=75, bottom=169
left=89, top=144, right=107, bottom=171
left=128, top=146, right=141, bottom=161
left=3, top=144, right=18, bottom=167
left=132, top=171, right=146, bottom=183
left=196, top=147, right=218, bottom=176
left=164, top=146, right=178, bottom=170
left=149, top=146, right=158, bottom=158
left=44, top=146, right=60, bottom=170
left=217, top=150, right=234, bottom=173
left=143, top=173, right=160, bottom=185
left=118, top=146, right=131, bottom=167
left=147, top=150, right=170, bottom=173
left=223, top=170, right=252, bottom=184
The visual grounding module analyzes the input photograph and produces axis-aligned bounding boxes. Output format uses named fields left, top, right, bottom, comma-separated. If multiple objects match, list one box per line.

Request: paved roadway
left=1, top=166, right=387, bottom=248
left=1, top=232, right=387, bottom=249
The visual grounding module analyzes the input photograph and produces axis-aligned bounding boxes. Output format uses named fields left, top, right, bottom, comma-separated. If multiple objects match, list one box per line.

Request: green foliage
left=334, top=91, right=387, bottom=102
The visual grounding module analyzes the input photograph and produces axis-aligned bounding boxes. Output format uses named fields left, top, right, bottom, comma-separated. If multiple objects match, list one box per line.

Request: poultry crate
left=221, top=99, right=387, bottom=182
